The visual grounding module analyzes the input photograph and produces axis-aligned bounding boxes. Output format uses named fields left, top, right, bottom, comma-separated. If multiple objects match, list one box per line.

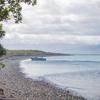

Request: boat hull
left=31, top=57, right=46, bottom=61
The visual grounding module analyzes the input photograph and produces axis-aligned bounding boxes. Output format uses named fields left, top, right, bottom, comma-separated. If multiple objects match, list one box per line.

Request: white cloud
left=3, top=0, right=100, bottom=35
left=2, top=0, right=100, bottom=52
left=3, top=34, right=100, bottom=45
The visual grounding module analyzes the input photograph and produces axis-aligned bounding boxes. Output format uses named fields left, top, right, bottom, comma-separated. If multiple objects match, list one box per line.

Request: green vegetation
left=0, top=0, right=36, bottom=57
left=0, top=0, right=36, bottom=23
left=0, top=63, right=5, bottom=69
left=6, top=50, right=65, bottom=56
left=0, top=44, right=6, bottom=56
left=0, top=23, right=6, bottom=56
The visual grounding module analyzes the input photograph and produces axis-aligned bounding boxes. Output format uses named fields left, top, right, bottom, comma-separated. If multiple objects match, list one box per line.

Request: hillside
left=6, top=50, right=66, bottom=56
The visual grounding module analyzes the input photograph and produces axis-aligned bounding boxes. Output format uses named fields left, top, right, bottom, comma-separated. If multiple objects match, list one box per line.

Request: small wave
left=48, top=60, right=100, bottom=63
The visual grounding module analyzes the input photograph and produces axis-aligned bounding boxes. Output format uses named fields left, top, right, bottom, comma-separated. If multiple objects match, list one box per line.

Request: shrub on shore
left=0, top=63, right=5, bottom=69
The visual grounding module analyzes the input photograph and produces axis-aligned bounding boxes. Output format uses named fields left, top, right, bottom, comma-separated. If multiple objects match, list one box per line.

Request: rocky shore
left=0, top=56, right=86, bottom=100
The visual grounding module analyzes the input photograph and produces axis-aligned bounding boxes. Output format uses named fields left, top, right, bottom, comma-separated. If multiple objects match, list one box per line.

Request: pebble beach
left=0, top=56, right=86, bottom=100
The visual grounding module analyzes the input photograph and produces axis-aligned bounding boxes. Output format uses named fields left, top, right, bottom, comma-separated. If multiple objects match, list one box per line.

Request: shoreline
left=0, top=56, right=86, bottom=100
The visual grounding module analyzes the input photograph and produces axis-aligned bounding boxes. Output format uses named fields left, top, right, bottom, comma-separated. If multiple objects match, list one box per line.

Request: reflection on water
left=20, top=55, right=100, bottom=100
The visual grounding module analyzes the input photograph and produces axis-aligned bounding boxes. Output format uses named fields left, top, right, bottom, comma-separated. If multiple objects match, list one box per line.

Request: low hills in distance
left=6, top=50, right=69, bottom=56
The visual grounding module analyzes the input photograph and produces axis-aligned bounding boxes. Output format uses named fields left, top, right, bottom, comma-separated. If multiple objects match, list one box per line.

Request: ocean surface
left=20, top=55, right=100, bottom=100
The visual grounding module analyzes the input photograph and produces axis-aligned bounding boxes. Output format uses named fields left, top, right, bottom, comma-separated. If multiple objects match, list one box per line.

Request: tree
left=0, top=44, right=6, bottom=56
left=0, top=0, right=36, bottom=56
left=0, top=22, right=6, bottom=56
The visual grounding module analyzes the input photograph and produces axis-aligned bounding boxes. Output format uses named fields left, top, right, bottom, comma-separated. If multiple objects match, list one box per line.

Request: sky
left=1, top=0, right=100, bottom=54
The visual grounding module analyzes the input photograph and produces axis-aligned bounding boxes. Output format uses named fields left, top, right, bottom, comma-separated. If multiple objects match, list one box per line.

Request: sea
left=20, top=55, right=100, bottom=100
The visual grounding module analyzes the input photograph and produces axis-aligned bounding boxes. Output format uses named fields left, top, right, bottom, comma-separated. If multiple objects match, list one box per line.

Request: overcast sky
left=1, top=0, right=100, bottom=53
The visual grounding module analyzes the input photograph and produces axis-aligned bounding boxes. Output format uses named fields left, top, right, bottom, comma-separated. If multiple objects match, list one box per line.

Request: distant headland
left=5, top=50, right=70, bottom=56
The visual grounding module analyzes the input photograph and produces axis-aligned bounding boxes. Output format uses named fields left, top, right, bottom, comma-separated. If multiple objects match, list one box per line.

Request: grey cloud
left=3, top=0, right=100, bottom=35
left=2, top=0, right=100, bottom=53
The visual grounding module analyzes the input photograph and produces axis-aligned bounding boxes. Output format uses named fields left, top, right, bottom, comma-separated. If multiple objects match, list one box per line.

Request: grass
left=6, top=50, right=66, bottom=56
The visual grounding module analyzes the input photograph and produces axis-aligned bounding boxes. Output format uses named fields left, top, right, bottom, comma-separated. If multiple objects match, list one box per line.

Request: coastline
left=0, top=56, right=86, bottom=100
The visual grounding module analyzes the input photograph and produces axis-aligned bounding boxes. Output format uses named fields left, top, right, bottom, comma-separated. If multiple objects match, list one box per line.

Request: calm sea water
left=20, top=55, right=100, bottom=100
